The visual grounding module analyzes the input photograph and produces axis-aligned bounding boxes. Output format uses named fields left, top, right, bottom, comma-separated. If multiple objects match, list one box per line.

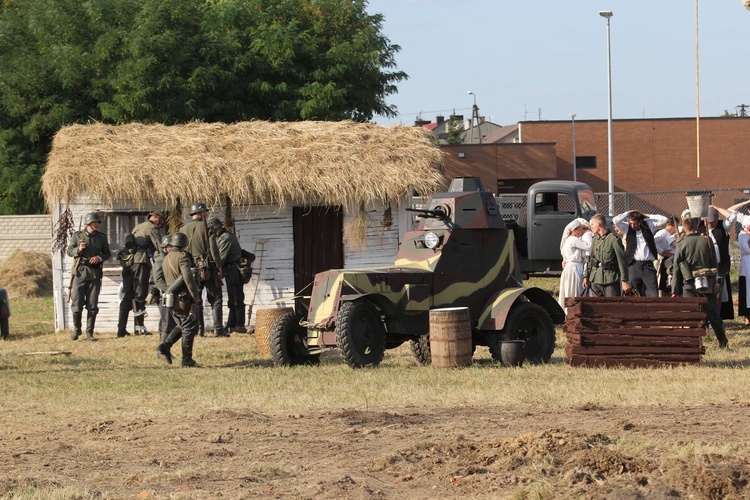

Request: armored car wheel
left=410, top=334, right=431, bottom=365
left=269, top=310, right=320, bottom=367
left=335, top=300, right=386, bottom=368
left=489, top=302, right=555, bottom=364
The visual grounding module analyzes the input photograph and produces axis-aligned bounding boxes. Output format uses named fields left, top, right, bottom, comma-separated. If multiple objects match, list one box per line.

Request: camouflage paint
left=302, top=182, right=564, bottom=351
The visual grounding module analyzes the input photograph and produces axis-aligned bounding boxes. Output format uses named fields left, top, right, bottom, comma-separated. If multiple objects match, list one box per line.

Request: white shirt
left=613, top=212, right=668, bottom=262
left=653, top=228, right=676, bottom=256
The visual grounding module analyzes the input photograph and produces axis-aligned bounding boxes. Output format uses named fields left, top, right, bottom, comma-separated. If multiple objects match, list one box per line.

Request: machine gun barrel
left=405, top=207, right=448, bottom=221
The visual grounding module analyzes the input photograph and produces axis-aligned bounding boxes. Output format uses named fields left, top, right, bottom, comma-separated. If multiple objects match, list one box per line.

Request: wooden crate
left=564, top=296, right=707, bottom=368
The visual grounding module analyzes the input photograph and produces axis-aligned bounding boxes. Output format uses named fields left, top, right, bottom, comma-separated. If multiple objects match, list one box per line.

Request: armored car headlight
left=424, top=231, right=441, bottom=249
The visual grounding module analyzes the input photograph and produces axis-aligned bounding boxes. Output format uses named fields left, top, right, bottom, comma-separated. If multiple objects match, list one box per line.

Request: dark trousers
left=682, top=283, right=728, bottom=347
left=629, top=260, right=658, bottom=297
left=71, top=277, right=101, bottom=320
left=166, top=305, right=199, bottom=364
left=119, top=263, right=151, bottom=332
left=158, top=300, right=176, bottom=337
left=224, top=266, right=245, bottom=328
left=591, top=281, right=621, bottom=297
left=196, top=277, right=223, bottom=332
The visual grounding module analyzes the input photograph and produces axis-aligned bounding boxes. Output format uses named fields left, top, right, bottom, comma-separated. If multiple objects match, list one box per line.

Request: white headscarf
left=560, top=218, right=590, bottom=251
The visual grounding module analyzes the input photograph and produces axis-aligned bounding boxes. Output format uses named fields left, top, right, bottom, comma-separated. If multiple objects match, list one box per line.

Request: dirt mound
left=0, top=249, right=53, bottom=298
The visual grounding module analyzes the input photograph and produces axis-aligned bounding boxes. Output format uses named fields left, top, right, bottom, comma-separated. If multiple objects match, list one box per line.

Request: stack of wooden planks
left=564, top=296, right=707, bottom=367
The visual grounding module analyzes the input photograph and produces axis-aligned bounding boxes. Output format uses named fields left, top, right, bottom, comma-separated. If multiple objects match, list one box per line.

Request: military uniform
left=158, top=241, right=201, bottom=367
left=586, top=231, right=629, bottom=297
left=215, top=225, right=245, bottom=332
left=152, top=239, right=176, bottom=342
left=118, top=218, right=162, bottom=336
left=672, top=232, right=728, bottom=348
left=67, top=223, right=111, bottom=340
left=180, top=217, right=224, bottom=336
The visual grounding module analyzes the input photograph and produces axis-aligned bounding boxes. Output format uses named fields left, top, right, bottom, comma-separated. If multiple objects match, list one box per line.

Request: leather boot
left=117, top=307, right=130, bottom=338
left=156, top=342, right=173, bottom=364
left=85, top=313, right=97, bottom=341
left=159, top=331, right=169, bottom=344
left=212, top=308, right=225, bottom=337
left=235, top=305, right=246, bottom=333
left=181, top=334, right=199, bottom=367
left=71, top=312, right=82, bottom=341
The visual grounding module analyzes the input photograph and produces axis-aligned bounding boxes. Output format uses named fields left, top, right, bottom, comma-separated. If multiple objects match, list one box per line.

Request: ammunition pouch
left=117, top=248, right=136, bottom=268
left=239, top=250, right=255, bottom=285
left=177, top=291, right=193, bottom=313
left=194, top=258, right=212, bottom=283
left=145, top=286, right=161, bottom=305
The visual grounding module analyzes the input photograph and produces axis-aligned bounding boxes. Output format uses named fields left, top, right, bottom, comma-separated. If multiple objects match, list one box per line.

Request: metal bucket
left=429, top=307, right=473, bottom=368
left=685, top=191, right=712, bottom=219
left=500, top=340, right=526, bottom=367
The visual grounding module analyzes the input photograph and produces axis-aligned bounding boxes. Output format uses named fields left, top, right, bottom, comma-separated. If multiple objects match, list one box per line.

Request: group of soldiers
left=581, top=202, right=750, bottom=350
left=66, top=202, right=249, bottom=367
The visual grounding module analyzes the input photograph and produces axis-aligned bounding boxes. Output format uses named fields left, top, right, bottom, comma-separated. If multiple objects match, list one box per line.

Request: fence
left=0, top=215, right=52, bottom=262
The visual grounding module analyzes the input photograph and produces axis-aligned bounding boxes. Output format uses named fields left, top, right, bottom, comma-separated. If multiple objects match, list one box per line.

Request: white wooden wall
left=52, top=197, right=405, bottom=333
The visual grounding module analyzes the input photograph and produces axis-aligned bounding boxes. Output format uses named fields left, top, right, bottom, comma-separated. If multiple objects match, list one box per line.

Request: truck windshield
left=578, top=189, right=597, bottom=214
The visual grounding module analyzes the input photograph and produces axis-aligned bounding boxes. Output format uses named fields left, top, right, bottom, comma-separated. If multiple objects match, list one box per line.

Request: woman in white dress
left=558, top=218, right=592, bottom=313
left=739, top=223, right=750, bottom=326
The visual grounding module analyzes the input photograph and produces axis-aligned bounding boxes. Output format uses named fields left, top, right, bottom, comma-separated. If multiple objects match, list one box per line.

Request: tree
left=445, top=118, right=464, bottom=145
left=0, top=0, right=407, bottom=214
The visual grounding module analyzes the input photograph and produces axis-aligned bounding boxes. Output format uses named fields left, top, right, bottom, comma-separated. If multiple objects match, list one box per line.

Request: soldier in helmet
left=180, top=202, right=225, bottom=337
left=66, top=212, right=111, bottom=341
left=157, top=232, right=202, bottom=367
left=117, top=212, right=165, bottom=337
left=209, top=218, right=246, bottom=333
left=153, top=234, right=176, bottom=342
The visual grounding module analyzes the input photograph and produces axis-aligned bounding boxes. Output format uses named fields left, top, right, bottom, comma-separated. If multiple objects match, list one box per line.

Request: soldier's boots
left=181, top=335, right=200, bottom=367
left=71, top=312, right=82, bottom=341
left=117, top=308, right=130, bottom=338
left=214, top=326, right=229, bottom=338
left=85, top=313, right=97, bottom=341
left=156, top=343, right=173, bottom=364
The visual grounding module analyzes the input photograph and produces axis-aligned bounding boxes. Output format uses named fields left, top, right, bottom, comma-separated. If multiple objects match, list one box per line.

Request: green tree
left=0, top=0, right=406, bottom=214
left=445, top=118, right=464, bottom=145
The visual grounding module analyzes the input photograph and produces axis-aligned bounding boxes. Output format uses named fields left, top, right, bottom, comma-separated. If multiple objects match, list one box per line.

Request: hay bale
left=0, top=249, right=53, bottom=298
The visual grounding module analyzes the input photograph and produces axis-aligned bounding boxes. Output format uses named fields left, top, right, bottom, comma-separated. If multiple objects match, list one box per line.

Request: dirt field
left=3, top=400, right=750, bottom=498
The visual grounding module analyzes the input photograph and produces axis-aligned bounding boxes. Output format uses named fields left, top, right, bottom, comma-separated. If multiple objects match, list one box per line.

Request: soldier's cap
left=189, top=202, right=208, bottom=215
left=170, top=232, right=188, bottom=248
left=208, top=218, right=223, bottom=230
left=149, top=211, right=166, bottom=225
left=160, top=235, right=172, bottom=248
left=84, top=212, right=102, bottom=225
left=681, top=209, right=691, bottom=219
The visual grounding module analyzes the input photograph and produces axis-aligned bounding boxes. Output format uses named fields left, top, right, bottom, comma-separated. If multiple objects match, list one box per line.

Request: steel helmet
left=189, top=202, right=208, bottom=215
left=160, top=235, right=172, bottom=249
left=208, top=218, right=223, bottom=231
left=84, top=212, right=102, bottom=225
left=170, top=232, right=188, bottom=248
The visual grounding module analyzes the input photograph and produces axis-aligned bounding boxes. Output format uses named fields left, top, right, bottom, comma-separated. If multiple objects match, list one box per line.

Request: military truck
left=500, top=180, right=598, bottom=276
left=269, top=177, right=566, bottom=369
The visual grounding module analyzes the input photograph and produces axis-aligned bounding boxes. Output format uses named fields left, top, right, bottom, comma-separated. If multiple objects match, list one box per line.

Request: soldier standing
left=209, top=218, right=246, bottom=333
left=180, top=202, right=225, bottom=337
left=671, top=216, right=729, bottom=349
left=583, top=214, right=631, bottom=297
left=118, top=212, right=164, bottom=337
left=156, top=233, right=202, bottom=367
left=67, top=212, right=111, bottom=341
left=153, top=235, right=176, bottom=343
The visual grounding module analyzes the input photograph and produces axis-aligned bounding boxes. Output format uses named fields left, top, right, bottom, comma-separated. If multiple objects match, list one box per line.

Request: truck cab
left=507, top=181, right=597, bottom=276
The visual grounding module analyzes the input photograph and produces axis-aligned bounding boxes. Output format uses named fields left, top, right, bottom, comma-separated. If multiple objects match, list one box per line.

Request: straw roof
left=42, top=121, right=446, bottom=212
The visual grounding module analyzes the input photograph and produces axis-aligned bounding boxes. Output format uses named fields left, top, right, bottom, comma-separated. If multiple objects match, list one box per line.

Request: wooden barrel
left=254, top=307, right=293, bottom=357
left=429, top=307, right=472, bottom=368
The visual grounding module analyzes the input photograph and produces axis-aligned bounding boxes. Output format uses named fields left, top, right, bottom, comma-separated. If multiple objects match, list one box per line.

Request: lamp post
left=570, top=113, right=577, bottom=182
left=599, top=10, right=614, bottom=216
left=468, top=91, right=481, bottom=144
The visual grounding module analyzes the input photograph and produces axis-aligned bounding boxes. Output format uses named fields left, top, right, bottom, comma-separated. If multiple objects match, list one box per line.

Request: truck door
left=527, top=191, right=577, bottom=262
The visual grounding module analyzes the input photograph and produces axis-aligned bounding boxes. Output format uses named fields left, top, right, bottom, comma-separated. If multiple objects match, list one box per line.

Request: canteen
left=163, top=292, right=174, bottom=308
left=694, top=275, right=709, bottom=293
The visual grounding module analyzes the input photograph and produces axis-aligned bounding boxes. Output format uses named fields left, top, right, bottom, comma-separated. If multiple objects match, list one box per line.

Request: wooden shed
left=42, top=121, right=445, bottom=334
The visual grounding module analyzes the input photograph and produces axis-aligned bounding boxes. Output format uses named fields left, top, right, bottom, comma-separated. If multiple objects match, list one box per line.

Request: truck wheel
left=489, top=302, right=555, bottom=364
left=269, top=310, right=320, bottom=367
left=335, top=300, right=386, bottom=368
left=0, top=318, right=8, bottom=340
left=410, top=334, right=431, bottom=365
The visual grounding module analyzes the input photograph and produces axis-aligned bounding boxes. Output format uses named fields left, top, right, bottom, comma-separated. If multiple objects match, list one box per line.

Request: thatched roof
left=42, top=121, right=446, bottom=212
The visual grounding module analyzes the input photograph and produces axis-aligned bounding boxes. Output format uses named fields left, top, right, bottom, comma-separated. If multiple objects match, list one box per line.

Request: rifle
left=67, top=217, right=84, bottom=302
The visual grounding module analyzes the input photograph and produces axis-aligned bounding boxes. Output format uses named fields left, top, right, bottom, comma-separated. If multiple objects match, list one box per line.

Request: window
left=576, top=156, right=597, bottom=169
left=534, top=192, right=576, bottom=215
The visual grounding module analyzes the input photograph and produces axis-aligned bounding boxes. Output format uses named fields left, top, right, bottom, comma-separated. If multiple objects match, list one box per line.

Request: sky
left=366, top=0, right=750, bottom=126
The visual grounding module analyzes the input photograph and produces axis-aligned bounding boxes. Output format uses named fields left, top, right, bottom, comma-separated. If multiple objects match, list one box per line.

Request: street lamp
left=570, top=114, right=577, bottom=182
left=467, top=91, right=481, bottom=144
left=599, top=10, right=614, bottom=216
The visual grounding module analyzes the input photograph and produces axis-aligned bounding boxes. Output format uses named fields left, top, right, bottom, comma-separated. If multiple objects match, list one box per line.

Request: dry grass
left=2, top=292, right=750, bottom=425
left=42, top=121, right=447, bottom=214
